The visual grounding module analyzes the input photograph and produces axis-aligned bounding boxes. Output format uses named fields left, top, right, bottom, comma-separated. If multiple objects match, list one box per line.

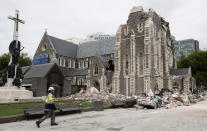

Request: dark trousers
left=38, top=109, right=55, bottom=124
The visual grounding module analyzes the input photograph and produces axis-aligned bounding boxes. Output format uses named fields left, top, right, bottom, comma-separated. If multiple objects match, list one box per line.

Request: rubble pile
left=57, top=86, right=207, bottom=110
left=63, top=87, right=127, bottom=101
left=136, top=88, right=207, bottom=109
left=160, top=89, right=206, bottom=109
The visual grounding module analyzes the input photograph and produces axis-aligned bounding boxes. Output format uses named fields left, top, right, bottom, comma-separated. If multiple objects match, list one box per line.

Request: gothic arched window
left=79, top=61, right=82, bottom=68
left=137, top=22, right=144, bottom=33
left=65, top=60, right=68, bottom=67
left=84, top=60, right=87, bottom=68
left=78, top=79, right=84, bottom=85
left=94, top=65, right=99, bottom=75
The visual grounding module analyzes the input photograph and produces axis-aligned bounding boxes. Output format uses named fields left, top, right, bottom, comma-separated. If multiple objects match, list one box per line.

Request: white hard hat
left=48, top=87, right=55, bottom=91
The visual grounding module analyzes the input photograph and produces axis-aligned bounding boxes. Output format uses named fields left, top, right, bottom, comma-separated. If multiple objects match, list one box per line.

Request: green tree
left=177, top=51, right=207, bottom=86
left=0, top=53, right=32, bottom=76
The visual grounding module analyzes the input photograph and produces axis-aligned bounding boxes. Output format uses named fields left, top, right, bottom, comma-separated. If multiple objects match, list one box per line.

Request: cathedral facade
left=113, top=6, right=194, bottom=96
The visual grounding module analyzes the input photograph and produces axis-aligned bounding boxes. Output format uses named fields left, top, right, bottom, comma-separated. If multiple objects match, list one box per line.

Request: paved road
left=1, top=101, right=207, bottom=131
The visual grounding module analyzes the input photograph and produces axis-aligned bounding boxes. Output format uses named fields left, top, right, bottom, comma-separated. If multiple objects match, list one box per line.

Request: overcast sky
left=0, top=0, right=207, bottom=58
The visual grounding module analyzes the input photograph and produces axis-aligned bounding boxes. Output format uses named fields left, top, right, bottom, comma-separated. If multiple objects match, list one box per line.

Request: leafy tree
left=0, top=53, right=32, bottom=76
left=19, top=53, right=32, bottom=67
left=177, top=51, right=207, bottom=86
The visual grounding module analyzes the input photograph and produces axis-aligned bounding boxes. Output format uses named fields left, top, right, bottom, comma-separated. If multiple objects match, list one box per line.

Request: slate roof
left=59, top=67, right=88, bottom=77
left=77, top=37, right=115, bottom=58
left=22, top=66, right=31, bottom=75
left=46, top=33, right=115, bottom=59
left=22, top=63, right=55, bottom=78
left=48, top=35, right=78, bottom=58
left=170, top=68, right=190, bottom=76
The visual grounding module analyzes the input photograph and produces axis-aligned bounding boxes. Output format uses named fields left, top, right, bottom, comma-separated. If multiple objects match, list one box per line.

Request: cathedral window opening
left=82, top=60, right=85, bottom=68
left=79, top=61, right=82, bottom=68
left=173, top=82, right=179, bottom=89
left=78, top=79, right=84, bottom=86
left=88, top=59, right=91, bottom=67
left=42, top=44, right=47, bottom=51
left=86, top=58, right=89, bottom=68
left=94, top=65, right=99, bottom=75
left=126, top=56, right=129, bottom=69
left=62, top=58, right=65, bottom=67
left=84, top=60, right=87, bottom=68
left=65, top=60, right=68, bottom=67
left=125, top=55, right=129, bottom=75
left=137, top=22, right=144, bottom=33
left=47, top=54, right=50, bottom=63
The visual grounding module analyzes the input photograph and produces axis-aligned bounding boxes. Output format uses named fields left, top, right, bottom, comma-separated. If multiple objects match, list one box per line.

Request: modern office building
left=174, top=39, right=199, bottom=60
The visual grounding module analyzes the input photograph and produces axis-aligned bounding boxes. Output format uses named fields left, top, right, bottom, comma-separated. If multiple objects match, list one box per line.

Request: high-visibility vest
left=45, top=93, right=55, bottom=104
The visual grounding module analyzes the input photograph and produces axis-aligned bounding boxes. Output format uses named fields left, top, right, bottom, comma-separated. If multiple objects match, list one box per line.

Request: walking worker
left=36, top=86, right=58, bottom=128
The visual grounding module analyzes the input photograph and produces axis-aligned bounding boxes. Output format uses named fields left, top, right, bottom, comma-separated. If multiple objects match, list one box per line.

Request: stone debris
left=57, top=87, right=207, bottom=110
left=58, top=87, right=127, bottom=101
left=111, top=98, right=136, bottom=108
left=136, top=88, right=207, bottom=109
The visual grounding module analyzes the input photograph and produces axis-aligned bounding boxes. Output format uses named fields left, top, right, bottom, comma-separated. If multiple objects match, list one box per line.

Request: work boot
left=51, top=123, right=58, bottom=126
left=36, top=121, right=40, bottom=128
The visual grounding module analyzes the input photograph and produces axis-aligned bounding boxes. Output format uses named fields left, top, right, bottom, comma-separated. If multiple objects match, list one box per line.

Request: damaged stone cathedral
left=23, top=6, right=195, bottom=97
left=113, top=6, right=195, bottom=96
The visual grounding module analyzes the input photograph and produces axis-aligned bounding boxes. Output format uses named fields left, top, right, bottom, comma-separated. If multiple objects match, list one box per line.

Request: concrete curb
left=0, top=115, right=25, bottom=124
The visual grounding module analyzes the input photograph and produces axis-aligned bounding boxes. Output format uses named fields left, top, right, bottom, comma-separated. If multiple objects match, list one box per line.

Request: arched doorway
left=94, top=81, right=100, bottom=91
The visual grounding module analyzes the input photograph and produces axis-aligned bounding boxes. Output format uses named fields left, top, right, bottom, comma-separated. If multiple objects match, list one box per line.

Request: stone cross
left=6, top=10, right=25, bottom=87
left=8, top=10, right=25, bottom=41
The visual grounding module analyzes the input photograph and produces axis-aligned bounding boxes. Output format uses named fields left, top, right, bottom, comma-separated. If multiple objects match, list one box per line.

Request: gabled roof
left=170, top=68, right=190, bottom=76
left=77, top=37, right=115, bottom=58
left=40, top=33, right=115, bottom=59
left=22, top=63, right=56, bottom=78
left=59, top=67, right=88, bottom=77
left=47, top=35, right=78, bottom=58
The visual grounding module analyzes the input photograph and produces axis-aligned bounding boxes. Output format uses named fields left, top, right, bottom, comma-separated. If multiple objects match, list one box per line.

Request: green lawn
left=0, top=100, right=96, bottom=117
